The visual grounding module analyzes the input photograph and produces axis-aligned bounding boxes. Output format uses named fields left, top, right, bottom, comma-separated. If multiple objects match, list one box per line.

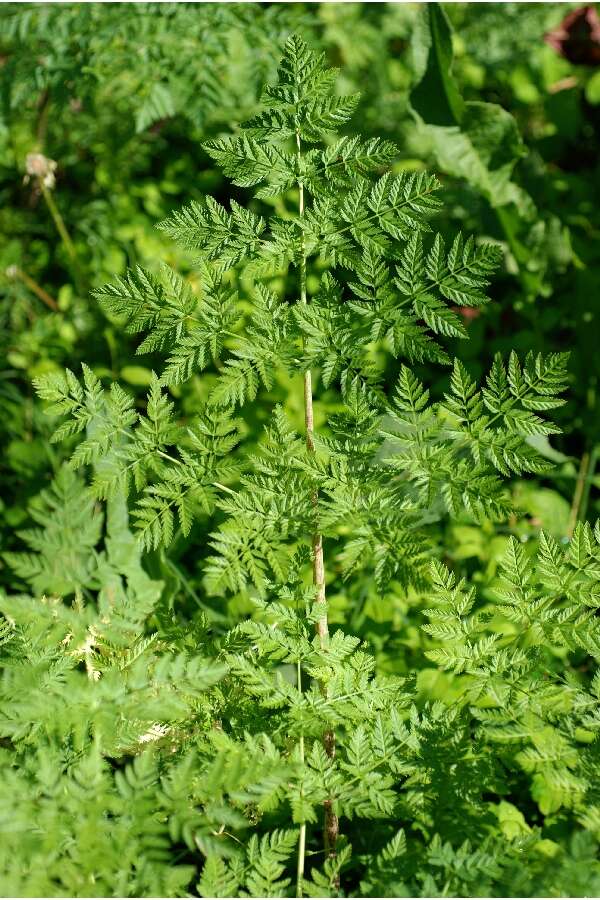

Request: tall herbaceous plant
left=26, top=35, right=587, bottom=897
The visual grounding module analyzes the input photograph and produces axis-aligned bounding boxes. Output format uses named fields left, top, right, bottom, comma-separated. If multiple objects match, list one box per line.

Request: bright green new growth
left=5, top=33, right=593, bottom=898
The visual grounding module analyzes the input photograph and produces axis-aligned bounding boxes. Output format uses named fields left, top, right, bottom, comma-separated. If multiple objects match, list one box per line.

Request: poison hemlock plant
left=33, top=34, right=568, bottom=592
left=4, top=33, right=598, bottom=899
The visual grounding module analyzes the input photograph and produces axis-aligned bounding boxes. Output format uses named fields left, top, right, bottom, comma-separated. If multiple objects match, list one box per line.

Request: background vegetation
left=1, top=3, right=600, bottom=897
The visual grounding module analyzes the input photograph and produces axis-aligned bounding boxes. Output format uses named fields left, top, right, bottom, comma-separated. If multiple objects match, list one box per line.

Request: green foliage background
left=1, top=3, right=600, bottom=897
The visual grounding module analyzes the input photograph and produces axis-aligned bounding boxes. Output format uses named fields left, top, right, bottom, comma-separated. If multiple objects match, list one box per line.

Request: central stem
left=296, top=130, right=339, bottom=882
left=296, top=132, right=328, bottom=647
left=296, top=657, right=306, bottom=898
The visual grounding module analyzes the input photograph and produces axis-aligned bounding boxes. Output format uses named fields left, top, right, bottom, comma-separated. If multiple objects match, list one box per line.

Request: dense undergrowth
left=1, top=4, right=600, bottom=898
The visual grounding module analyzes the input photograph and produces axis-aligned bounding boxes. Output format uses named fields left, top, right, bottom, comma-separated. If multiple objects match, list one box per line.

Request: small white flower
left=25, top=152, right=57, bottom=189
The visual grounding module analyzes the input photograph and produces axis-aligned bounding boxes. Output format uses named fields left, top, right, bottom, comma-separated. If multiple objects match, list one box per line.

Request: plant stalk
left=6, top=265, right=59, bottom=311
left=579, top=445, right=598, bottom=526
left=40, top=182, right=84, bottom=291
left=568, top=451, right=590, bottom=538
left=568, top=445, right=598, bottom=538
left=296, top=657, right=306, bottom=898
left=296, top=129, right=339, bottom=878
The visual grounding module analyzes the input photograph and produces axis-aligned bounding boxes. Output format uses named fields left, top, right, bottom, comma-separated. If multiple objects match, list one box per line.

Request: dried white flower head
left=25, top=152, right=57, bottom=189
left=138, top=723, right=171, bottom=744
